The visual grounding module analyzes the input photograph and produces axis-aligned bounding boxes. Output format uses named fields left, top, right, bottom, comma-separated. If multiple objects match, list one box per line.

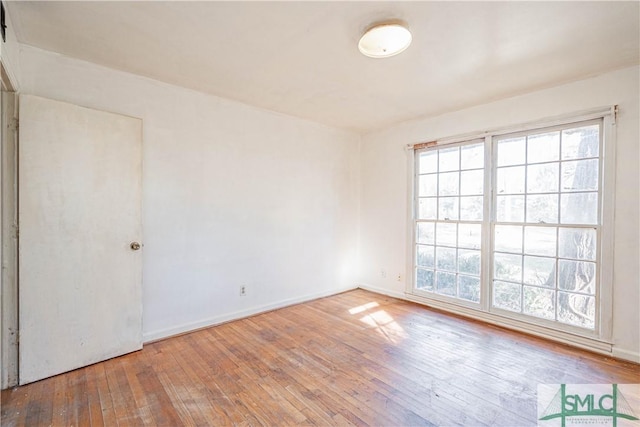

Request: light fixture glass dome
left=358, top=22, right=412, bottom=58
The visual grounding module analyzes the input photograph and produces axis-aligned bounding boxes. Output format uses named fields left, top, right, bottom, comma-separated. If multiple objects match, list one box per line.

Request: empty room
left=0, top=1, right=639, bottom=426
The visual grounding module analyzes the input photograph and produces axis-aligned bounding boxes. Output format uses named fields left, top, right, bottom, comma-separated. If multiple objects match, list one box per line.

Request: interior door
left=18, top=95, right=143, bottom=384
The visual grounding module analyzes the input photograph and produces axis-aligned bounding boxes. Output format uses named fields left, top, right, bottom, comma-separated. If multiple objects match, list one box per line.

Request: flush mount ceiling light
left=358, top=20, right=412, bottom=58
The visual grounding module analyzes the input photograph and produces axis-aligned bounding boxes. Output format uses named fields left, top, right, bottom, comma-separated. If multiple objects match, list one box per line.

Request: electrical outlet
left=380, top=268, right=387, bottom=278
left=240, top=285, right=247, bottom=296
left=397, top=274, right=402, bottom=282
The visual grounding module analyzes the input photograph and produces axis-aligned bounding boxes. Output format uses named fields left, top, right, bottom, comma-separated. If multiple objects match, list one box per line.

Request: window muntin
left=415, top=141, right=484, bottom=303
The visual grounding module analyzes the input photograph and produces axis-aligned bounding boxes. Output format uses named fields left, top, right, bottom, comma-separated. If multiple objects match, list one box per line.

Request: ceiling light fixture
left=358, top=20, right=412, bottom=59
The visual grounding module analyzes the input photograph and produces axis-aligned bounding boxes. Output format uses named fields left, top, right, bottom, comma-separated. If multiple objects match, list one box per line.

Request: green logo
left=539, top=384, right=639, bottom=427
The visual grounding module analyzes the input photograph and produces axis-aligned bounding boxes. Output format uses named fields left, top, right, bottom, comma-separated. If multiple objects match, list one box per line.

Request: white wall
left=359, top=66, right=640, bottom=362
left=17, top=45, right=360, bottom=341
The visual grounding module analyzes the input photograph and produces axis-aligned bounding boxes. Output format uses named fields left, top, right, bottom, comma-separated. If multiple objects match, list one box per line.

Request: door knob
left=130, top=242, right=141, bottom=251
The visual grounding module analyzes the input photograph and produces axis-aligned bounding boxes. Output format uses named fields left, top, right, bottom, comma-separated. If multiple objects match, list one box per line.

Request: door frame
left=1, top=59, right=18, bottom=389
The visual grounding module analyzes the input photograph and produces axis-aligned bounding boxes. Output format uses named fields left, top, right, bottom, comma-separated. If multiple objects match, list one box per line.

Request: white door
left=18, top=95, right=143, bottom=384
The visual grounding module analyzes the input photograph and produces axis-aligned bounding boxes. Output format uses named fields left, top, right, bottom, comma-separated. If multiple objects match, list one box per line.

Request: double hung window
left=412, top=117, right=608, bottom=336
left=415, top=141, right=484, bottom=303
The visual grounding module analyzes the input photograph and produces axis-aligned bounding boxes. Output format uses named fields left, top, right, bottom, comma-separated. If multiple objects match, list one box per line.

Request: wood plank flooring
left=2, top=289, right=639, bottom=426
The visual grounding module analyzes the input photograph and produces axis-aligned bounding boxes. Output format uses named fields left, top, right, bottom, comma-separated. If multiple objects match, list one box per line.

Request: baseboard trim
left=612, top=347, right=640, bottom=364
left=143, top=285, right=358, bottom=344
left=357, top=284, right=639, bottom=364
left=142, top=283, right=639, bottom=365
left=358, top=283, right=406, bottom=300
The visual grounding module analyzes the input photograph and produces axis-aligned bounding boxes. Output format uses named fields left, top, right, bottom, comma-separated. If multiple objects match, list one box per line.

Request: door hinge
left=11, top=328, right=18, bottom=346
left=8, top=117, right=18, bottom=131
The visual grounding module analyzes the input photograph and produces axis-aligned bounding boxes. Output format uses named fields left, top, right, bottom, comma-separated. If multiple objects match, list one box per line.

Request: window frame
left=407, top=108, right=616, bottom=344
left=489, top=118, right=604, bottom=336
left=411, top=138, right=487, bottom=309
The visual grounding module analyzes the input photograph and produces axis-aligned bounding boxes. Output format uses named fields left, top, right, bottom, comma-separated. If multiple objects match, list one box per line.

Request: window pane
left=523, top=286, right=555, bottom=319
left=562, top=125, right=599, bottom=160
left=558, top=260, right=596, bottom=294
left=560, top=192, right=598, bottom=225
left=527, top=131, right=559, bottom=163
left=458, top=224, right=481, bottom=249
left=438, top=197, right=459, bottom=220
left=460, top=170, right=483, bottom=195
left=418, top=198, right=437, bottom=220
left=526, top=194, right=558, bottom=224
left=461, top=144, right=484, bottom=170
left=561, top=159, right=598, bottom=192
left=494, top=253, right=522, bottom=282
left=436, top=272, right=456, bottom=296
left=557, top=292, right=595, bottom=329
left=417, top=245, right=435, bottom=268
left=458, top=249, right=481, bottom=275
left=493, top=281, right=521, bottom=312
left=417, top=222, right=435, bottom=245
left=523, top=256, right=555, bottom=287
left=527, top=163, right=559, bottom=194
left=436, top=247, right=456, bottom=271
left=497, top=166, right=525, bottom=194
left=558, top=227, right=596, bottom=261
left=419, top=151, right=438, bottom=174
left=439, top=147, right=459, bottom=172
left=436, top=223, right=457, bottom=246
left=495, top=225, right=522, bottom=253
left=459, top=196, right=483, bottom=221
left=459, top=276, right=480, bottom=302
left=497, top=195, right=524, bottom=222
left=497, top=137, right=526, bottom=166
left=419, top=174, right=438, bottom=196
left=438, top=172, right=459, bottom=196
left=416, top=268, right=434, bottom=291
left=523, top=226, right=556, bottom=256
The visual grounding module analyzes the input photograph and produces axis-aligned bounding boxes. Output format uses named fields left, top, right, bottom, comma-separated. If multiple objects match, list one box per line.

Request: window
left=412, top=116, right=609, bottom=337
left=492, top=122, right=601, bottom=329
left=415, top=141, right=484, bottom=303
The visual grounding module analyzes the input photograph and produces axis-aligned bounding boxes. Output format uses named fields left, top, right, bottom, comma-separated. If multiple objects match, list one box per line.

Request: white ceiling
left=7, top=1, right=640, bottom=133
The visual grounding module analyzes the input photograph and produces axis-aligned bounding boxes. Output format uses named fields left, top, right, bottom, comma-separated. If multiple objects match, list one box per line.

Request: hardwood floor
left=2, top=289, right=639, bottom=426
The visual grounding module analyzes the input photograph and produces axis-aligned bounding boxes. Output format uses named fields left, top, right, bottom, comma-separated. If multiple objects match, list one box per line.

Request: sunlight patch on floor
left=360, top=310, right=408, bottom=343
left=347, top=301, right=407, bottom=343
left=348, top=301, right=379, bottom=315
